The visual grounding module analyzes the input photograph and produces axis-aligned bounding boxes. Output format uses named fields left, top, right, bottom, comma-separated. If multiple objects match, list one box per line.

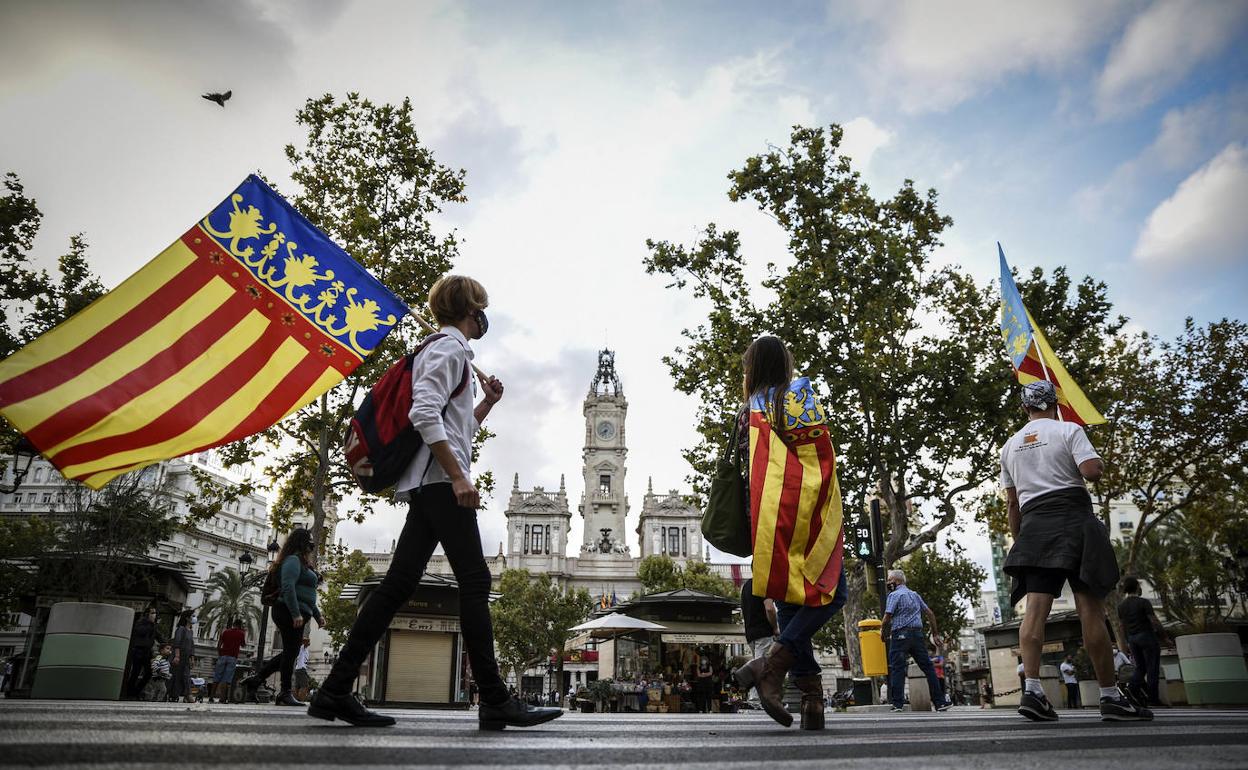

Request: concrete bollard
left=1177, top=633, right=1248, bottom=705
left=907, top=663, right=932, bottom=711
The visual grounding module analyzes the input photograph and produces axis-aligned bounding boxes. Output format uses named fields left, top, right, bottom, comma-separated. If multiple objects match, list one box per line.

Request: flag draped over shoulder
left=0, top=175, right=409, bottom=489
left=998, top=244, right=1105, bottom=426
left=748, top=377, right=844, bottom=607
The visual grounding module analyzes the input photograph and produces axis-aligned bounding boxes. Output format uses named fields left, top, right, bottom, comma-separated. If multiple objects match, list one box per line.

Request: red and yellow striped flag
left=0, top=175, right=408, bottom=489
left=749, top=377, right=845, bottom=606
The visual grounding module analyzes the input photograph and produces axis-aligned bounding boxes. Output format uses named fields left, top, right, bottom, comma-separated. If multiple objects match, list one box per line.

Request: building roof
left=340, top=571, right=500, bottom=603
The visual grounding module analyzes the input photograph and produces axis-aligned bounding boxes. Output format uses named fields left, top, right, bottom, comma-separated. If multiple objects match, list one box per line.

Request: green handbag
left=701, top=412, right=752, bottom=557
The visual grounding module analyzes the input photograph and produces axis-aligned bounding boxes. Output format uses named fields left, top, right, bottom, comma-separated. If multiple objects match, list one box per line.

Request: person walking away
left=740, top=577, right=779, bottom=707
left=1001, top=380, right=1151, bottom=722
left=308, top=275, right=560, bottom=731
left=211, top=618, right=245, bottom=704
left=730, top=336, right=848, bottom=731
left=126, top=608, right=165, bottom=698
left=881, top=570, right=948, bottom=713
left=169, top=613, right=195, bottom=703
left=241, top=528, right=324, bottom=707
left=294, top=637, right=312, bottom=701
left=1118, top=576, right=1167, bottom=708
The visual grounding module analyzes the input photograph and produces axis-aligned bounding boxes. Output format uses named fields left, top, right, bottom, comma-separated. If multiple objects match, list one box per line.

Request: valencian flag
left=0, top=175, right=408, bottom=489
left=998, top=243, right=1105, bottom=426
left=748, top=377, right=844, bottom=606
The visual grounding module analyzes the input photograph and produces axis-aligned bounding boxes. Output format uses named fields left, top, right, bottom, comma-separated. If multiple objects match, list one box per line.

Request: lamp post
left=1, top=437, right=38, bottom=495
left=255, top=539, right=280, bottom=663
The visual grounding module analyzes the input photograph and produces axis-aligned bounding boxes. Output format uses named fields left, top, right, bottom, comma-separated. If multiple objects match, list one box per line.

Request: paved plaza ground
left=1, top=700, right=1245, bottom=768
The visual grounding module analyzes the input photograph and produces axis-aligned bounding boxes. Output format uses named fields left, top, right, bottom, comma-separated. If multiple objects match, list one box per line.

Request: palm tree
left=198, top=567, right=262, bottom=638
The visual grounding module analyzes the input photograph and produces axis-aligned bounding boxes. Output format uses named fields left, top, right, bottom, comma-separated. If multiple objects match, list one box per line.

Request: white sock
left=1025, top=678, right=1044, bottom=695
left=1099, top=686, right=1121, bottom=699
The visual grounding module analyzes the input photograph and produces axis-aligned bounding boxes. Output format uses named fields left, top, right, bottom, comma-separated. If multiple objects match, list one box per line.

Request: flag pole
left=407, top=309, right=490, bottom=381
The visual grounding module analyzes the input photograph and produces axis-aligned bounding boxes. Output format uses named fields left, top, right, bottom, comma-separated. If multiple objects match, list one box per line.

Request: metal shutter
left=386, top=631, right=453, bottom=703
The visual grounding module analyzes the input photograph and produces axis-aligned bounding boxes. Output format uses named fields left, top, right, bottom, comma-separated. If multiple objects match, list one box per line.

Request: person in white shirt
left=309, top=275, right=561, bottom=732
left=294, top=637, right=311, bottom=700
left=1060, top=655, right=1080, bottom=709
left=1001, top=380, right=1150, bottom=723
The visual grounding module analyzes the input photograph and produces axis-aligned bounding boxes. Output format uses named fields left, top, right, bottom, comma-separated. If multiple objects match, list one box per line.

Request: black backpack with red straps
left=343, top=334, right=469, bottom=494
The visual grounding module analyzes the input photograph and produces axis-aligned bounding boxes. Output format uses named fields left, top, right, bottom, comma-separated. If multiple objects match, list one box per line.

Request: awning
left=655, top=620, right=746, bottom=645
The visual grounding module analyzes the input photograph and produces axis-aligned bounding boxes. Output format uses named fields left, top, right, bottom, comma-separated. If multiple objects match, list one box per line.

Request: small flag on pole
left=0, top=175, right=409, bottom=489
left=998, top=243, right=1105, bottom=426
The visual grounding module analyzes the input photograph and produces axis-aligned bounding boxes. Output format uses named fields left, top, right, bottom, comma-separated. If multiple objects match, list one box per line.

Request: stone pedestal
left=1177, top=633, right=1248, bottom=705
left=32, top=602, right=133, bottom=700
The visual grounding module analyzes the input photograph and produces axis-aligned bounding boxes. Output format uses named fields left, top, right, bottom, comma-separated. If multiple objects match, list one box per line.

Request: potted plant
left=583, top=678, right=615, bottom=713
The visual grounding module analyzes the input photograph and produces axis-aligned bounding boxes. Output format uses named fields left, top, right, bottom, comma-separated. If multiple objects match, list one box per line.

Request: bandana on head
left=1021, top=380, right=1057, bottom=410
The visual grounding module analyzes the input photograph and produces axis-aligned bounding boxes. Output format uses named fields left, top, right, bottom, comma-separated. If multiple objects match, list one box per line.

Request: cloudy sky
left=3, top=1, right=1246, bottom=589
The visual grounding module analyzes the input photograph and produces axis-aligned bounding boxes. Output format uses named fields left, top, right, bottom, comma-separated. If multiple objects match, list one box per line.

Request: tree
left=902, top=544, right=987, bottom=647
left=0, top=515, right=58, bottom=621
left=319, top=548, right=375, bottom=649
left=39, top=468, right=180, bottom=601
left=636, top=555, right=734, bottom=597
left=214, top=93, right=469, bottom=549
left=490, top=569, right=594, bottom=694
left=643, top=125, right=1116, bottom=672
left=197, top=567, right=262, bottom=638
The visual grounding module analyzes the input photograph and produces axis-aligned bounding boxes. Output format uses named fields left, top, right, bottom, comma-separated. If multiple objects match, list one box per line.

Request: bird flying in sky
left=202, top=91, right=232, bottom=107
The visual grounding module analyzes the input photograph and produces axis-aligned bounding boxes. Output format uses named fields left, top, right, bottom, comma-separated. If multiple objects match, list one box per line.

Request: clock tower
left=579, top=349, right=629, bottom=557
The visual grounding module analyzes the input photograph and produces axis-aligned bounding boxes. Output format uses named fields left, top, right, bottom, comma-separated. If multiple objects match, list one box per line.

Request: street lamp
left=1, top=437, right=38, bottom=495
left=255, top=538, right=280, bottom=664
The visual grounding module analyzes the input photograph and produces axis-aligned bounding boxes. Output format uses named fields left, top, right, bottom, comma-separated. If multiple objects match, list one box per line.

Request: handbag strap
left=722, top=407, right=745, bottom=471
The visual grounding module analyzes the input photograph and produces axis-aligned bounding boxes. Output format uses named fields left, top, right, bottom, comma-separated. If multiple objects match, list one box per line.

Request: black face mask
left=472, top=309, right=489, bottom=339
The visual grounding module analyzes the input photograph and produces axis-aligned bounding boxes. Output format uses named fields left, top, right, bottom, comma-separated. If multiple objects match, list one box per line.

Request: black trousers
left=255, top=604, right=306, bottom=692
left=324, top=483, right=508, bottom=704
left=126, top=646, right=152, bottom=696
left=1128, top=632, right=1162, bottom=704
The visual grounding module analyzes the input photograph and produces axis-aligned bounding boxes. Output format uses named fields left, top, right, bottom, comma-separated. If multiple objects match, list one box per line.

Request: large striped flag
left=0, top=175, right=408, bottom=489
left=998, top=243, right=1105, bottom=426
left=748, top=377, right=844, bottom=606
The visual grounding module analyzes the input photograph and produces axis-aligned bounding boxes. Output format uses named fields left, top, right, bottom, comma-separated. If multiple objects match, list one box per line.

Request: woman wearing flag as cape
left=731, top=336, right=847, bottom=730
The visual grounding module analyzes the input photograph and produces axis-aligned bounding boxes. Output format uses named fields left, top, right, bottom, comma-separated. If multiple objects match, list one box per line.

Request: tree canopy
left=318, top=548, right=375, bottom=649
left=901, top=544, right=987, bottom=647
left=636, top=555, right=734, bottom=597
left=490, top=569, right=594, bottom=685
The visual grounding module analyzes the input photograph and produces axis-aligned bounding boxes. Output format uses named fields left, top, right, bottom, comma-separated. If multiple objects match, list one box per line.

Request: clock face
left=596, top=420, right=616, bottom=440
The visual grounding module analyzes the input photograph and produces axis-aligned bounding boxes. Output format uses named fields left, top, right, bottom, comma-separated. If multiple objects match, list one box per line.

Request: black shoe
left=275, top=690, right=305, bottom=707
left=1124, top=684, right=1148, bottom=709
left=479, top=697, right=563, bottom=731
left=1100, top=694, right=1153, bottom=721
left=307, top=689, right=396, bottom=727
left=936, top=702, right=951, bottom=712
left=1018, top=691, right=1059, bottom=722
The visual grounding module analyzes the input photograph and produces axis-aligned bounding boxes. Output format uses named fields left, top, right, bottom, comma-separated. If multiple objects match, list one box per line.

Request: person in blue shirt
left=880, top=569, right=947, bottom=712
left=242, top=528, right=323, bottom=706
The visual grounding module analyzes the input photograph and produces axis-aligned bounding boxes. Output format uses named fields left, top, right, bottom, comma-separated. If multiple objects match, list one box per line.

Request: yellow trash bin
left=859, top=619, right=887, bottom=677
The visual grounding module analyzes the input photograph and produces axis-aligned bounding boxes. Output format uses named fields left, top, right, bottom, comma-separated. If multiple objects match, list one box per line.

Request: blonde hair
left=427, top=275, right=489, bottom=325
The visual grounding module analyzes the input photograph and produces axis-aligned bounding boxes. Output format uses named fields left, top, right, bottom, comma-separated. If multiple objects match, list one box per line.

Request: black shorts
left=1014, top=567, right=1091, bottom=597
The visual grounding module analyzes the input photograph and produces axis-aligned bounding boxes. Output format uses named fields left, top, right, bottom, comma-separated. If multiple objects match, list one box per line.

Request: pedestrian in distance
left=169, top=612, right=195, bottom=703
left=730, top=335, right=848, bottom=731
left=929, top=642, right=949, bottom=706
left=881, top=570, right=949, bottom=713
left=211, top=618, right=245, bottom=704
left=1118, top=575, right=1169, bottom=708
left=1060, top=655, right=1080, bottom=709
left=150, top=643, right=174, bottom=701
left=241, top=527, right=324, bottom=707
left=1001, top=380, right=1151, bottom=722
left=294, top=637, right=312, bottom=701
left=125, top=608, right=164, bottom=699
left=308, top=275, right=561, bottom=731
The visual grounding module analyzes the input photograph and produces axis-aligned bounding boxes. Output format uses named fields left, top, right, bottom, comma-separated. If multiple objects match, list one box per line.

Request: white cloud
left=1097, top=0, right=1248, bottom=118
left=839, top=116, right=893, bottom=168
left=1132, top=143, right=1248, bottom=266
left=849, top=0, right=1130, bottom=114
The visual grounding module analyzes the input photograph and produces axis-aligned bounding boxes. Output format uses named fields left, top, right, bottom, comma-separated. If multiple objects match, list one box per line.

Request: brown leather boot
left=734, top=642, right=795, bottom=726
left=793, top=674, right=825, bottom=730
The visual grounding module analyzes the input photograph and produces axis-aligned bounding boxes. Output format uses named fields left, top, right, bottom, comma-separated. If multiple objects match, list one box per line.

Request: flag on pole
left=748, top=377, right=844, bottom=606
left=998, top=243, right=1105, bottom=426
left=0, top=175, right=409, bottom=489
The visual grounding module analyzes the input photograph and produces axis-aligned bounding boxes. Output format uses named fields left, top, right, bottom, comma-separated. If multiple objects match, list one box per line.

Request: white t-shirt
left=1060, top=662, right=1077, bottom=684
left=999, top=418, right=1100, bottom=508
